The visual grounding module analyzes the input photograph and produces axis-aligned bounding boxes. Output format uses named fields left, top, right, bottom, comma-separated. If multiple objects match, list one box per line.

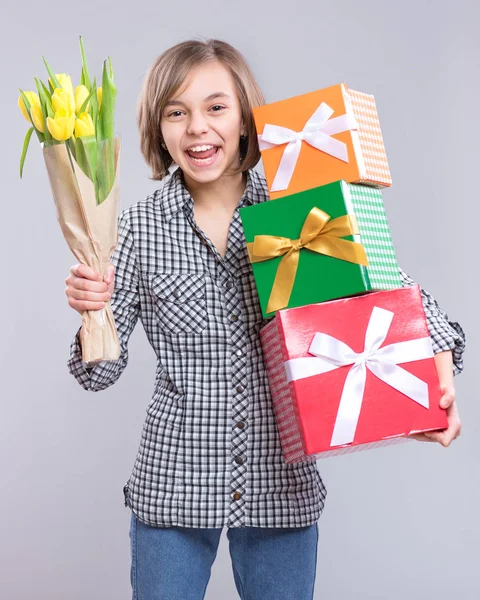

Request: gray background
left=1, top=0, right=478, bottom=598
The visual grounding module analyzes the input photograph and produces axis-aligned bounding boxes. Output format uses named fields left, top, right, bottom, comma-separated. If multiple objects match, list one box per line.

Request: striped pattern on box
left=260, top=318, right=313, bottom=464
left=347, top=183, right=402, bottom=290
left=348, top=88, right=392, bottom=188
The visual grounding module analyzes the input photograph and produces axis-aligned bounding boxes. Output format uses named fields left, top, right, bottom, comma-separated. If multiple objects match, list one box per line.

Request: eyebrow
left=164, top=92, right=232, bottom=108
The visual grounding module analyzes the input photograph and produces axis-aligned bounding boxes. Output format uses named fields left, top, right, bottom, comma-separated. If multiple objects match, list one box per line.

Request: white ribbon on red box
left=284, top=306, right=433, bottom=447
left=257, top=101, right=358, bottom=192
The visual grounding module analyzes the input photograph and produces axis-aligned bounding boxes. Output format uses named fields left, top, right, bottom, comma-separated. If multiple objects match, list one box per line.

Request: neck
left=183, top=169, right=247, bottom=212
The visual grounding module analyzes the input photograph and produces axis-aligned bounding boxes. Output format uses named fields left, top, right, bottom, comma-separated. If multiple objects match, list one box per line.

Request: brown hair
left=136, top=38, right=265, bottom=180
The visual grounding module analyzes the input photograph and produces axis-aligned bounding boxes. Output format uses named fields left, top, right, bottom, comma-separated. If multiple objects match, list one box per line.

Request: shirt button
left=234, top=455, right=245, bottom=465
left=233, top=491, right=242, bottom=501
left=172, top=288, right=180, bottom=299
left=236, top=421, right=245, bottom=430
left=225, top=280, right=234, bottom=290
left=230, top=314, right=239, bottom=322
left=235, top=348, right=243, bottom=357
left=236, top=385, right=245, bottom=394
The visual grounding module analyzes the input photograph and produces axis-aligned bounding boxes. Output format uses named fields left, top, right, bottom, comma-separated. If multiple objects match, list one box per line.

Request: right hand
left=65, top=263, right=115, bottom=314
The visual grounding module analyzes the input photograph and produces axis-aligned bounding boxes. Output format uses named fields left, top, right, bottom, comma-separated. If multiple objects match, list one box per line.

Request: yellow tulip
left=47, top=108, right=75, bottom=141
left=49, top=73, right=75, bottom=115
left=18, top=91, right=40, bottom=123
left=97, top=86, right=102, bottom=110
left=75, top=112, right=95, bottom=137
left=49, top=73, right=74, bottom=97
left=75, top=84, right=90, bottom=114
left=52, top=87, right=76, bottom=115
left=30, top=104, right=45, bottom=133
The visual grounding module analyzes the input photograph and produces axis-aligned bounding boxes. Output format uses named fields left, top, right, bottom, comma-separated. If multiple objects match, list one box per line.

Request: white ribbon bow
left=284, top=306, right=433, bottom=447
left=258, top=101, right=358, bottom=192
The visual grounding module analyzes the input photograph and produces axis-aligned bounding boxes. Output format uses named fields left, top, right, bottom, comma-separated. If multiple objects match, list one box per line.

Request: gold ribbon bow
left=247, top=207, right=369, bottom=314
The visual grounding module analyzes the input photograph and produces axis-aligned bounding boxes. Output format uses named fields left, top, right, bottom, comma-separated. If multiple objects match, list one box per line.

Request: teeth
left=190, top=155, right=214, bottom=163
left=187, top=145, right=214, bottom=152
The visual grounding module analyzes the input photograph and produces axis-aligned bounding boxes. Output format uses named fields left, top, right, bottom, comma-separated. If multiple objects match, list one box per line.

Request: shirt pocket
left=148, top=272, right=208, bottom=334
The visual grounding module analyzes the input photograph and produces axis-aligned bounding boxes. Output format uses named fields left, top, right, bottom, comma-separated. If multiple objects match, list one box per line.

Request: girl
left=65, top=39, right=465, bottom=600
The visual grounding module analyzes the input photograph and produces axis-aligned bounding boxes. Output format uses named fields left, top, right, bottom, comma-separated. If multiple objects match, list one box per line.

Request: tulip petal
left=47, top=116, right=62, bottom=140
left=31, top=105, right=45, bottom=133
left=18, top=94, right=31, bottom=123
left=33, top=78, right=51, bottom=138
left=75, top=85, right=90, bottom=114
left=18, top=89, right=33, bottom=120
left=78, top=87, right=96, bottom=115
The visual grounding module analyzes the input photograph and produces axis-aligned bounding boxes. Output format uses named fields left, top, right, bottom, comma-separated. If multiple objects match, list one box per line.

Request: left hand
left=408, top=351, right=462, bottom=447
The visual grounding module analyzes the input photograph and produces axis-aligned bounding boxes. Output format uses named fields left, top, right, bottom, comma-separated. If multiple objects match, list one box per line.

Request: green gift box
left=239, top=180, right=402, bottom=318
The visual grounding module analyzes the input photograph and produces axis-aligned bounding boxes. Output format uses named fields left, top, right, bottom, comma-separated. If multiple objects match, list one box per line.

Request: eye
left=210, top=105, right=226, bottom=112
left=167, top=110, right=184, bottom=118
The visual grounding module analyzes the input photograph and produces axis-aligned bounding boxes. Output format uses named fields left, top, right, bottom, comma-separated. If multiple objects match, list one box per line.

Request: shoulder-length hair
left=136, top=38, right=265, bottom=180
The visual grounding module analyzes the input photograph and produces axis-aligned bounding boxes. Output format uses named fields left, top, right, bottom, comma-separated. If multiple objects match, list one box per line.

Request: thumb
left=105, top=264, right=115, bottom=284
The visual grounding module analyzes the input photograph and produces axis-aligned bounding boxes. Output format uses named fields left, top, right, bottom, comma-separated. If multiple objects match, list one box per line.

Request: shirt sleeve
left=399, top=267, right=466, bottom=376
left=67, top=208, right=141, bottom=391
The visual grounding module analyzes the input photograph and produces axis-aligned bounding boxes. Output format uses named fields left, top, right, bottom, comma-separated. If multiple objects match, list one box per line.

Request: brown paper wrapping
left=43, top=138, right=121, bottom=365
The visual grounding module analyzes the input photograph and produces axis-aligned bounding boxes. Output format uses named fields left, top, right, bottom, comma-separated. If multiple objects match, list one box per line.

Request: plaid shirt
left=67, top=168, right=466, bottom=529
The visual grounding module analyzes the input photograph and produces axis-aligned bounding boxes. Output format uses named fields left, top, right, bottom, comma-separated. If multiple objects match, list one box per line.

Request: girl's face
left=160, top=60, right=246, bottom=185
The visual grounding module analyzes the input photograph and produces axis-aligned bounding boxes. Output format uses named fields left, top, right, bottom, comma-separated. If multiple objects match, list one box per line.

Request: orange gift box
left=254, top=83, right=392, bottom=200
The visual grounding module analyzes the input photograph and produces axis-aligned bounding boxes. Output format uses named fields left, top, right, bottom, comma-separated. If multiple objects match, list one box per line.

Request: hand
left=65, top=263, right=115, bottom=314
left=409, top=351, right=461, bottom=447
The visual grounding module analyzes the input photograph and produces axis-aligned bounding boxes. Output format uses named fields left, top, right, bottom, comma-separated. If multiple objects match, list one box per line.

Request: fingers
left=408, top=412, right=462, bottom=447
left=65, top=263, right=114, bottom=314
left=104, top=263, right=115, bottom=285
left=69, top=263, right=103, bottom=282
left=408, top=432, right=437, bottom=443
left=441, top=419, right=462, bottom=447
left=422, top=431, right=444, bottom=444
left=417, top=421, right=462, bottom=448
left=67, top=286, right=112, bottom=303
left=439, top=384, right=456, bottom=409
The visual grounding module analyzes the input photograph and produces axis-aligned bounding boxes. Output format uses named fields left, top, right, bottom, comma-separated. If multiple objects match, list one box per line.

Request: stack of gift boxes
left=239, top=83, right=447, bottom=463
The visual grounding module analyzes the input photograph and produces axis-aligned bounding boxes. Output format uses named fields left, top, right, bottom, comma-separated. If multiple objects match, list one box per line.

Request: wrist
left=434, top=350, right=454, bottom=389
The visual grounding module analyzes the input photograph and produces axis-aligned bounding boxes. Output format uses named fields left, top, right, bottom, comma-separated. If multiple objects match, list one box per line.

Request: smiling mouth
left=185, top=145, right=219, bottom=163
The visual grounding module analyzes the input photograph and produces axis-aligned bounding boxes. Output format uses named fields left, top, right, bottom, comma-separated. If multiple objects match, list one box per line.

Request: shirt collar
left=155, top=167, right=266, bottom=222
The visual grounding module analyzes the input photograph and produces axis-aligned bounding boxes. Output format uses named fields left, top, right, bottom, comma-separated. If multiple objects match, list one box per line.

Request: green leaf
left=98, top=57, right=116, bottom=142
left=38, top=79, right=54, bottom=116
left=42, top=57, right=61, bottom=89
left=20, top=126, right=34, bottom=178
left=96, top=136, right=116, bottom=204
left=91, top=76, right=99, bottom=135
left=79, top=36, right=92, bottom=91
left=75, top=135, right=97, bottom=184
left=66, top=137, right=77, bottom=162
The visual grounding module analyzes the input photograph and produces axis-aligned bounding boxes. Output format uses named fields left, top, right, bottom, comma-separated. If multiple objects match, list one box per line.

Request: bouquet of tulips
left=18, top=36, right=121, bottom=364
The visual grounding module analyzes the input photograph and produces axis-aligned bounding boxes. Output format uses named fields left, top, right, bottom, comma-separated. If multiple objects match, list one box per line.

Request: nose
left=186, top=110, right=209, bottom=137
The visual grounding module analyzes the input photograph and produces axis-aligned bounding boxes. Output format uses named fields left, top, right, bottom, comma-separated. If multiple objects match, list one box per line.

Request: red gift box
left=261, top=286, right=447, bottom=463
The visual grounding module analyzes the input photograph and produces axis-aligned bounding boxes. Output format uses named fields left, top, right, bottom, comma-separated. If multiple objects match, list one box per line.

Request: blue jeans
left=129, top=511, right=319, bottom=599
